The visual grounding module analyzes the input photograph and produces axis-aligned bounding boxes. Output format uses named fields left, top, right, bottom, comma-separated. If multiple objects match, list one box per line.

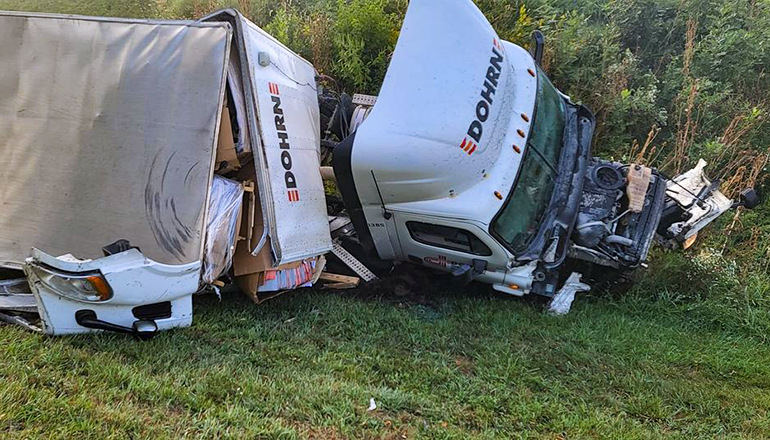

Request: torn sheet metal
left=0, top=277, right=29, bottom=295
left=0, top=12, right=232, bottom=267
left=547, top=272, right=590, bottom=315
left=666, top=159, right=733, bottom=240
left=0, top=312, right=42, bottom=332
left=0, top=294, right=37, bottom=313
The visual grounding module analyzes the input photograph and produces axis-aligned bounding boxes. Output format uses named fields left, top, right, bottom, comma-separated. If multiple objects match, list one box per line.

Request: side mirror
left=530, top=30, right=545, bottom=66
left=738, top=188, right=761, bottom=210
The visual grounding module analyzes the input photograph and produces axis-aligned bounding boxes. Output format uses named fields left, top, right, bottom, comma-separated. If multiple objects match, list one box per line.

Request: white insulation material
left=203, top=176, right=244, bottom=283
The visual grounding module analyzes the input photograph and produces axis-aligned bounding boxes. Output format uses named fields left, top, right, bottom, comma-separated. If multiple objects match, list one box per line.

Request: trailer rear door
left=203, top=10, right=332, bottom=266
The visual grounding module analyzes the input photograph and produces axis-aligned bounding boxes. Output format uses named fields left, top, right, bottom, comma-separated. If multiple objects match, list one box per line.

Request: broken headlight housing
left=27, top=264, right=113, bottom=302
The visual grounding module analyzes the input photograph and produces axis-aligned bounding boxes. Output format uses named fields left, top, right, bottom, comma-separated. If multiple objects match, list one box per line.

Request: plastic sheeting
left=203, top=176, right=244, bottom=284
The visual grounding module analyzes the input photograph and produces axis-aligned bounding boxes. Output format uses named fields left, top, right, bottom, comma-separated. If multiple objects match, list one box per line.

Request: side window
left=406, top=222, right=492, bottom=256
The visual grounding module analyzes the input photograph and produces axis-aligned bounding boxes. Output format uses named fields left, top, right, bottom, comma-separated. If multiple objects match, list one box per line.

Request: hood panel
left=350, top=0, right=537, bottom=230
left=353, top=0, right=515, bottom=203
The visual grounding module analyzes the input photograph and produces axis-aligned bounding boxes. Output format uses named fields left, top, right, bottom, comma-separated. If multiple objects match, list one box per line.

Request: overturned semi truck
left=0, top=0, right=758, bottom=336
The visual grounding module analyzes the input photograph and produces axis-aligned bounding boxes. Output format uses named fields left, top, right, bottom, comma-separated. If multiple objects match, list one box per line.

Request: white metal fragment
left=547, top=272, right=590, bottom=315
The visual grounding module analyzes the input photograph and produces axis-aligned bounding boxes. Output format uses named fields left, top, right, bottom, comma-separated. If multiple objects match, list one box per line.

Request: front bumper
left=24, top=248, right=199, bottom=335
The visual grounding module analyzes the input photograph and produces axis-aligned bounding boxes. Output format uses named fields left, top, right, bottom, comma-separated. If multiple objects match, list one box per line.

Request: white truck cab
left=331, top=0, right=753, bottom=302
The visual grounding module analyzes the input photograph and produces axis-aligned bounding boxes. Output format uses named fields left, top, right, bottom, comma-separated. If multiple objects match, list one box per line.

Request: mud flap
left=24, top=248, right=199, bottom=335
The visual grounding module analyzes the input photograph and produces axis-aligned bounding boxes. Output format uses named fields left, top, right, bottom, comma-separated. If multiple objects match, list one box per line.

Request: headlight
left=28, top=264, right=113, bottom=302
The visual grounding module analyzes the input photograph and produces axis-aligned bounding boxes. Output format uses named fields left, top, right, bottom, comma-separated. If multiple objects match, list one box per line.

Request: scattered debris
left=319, top=273, right=361, bottom=290
left=0, top=278, right=29, bottom=295
left=548, top=273, right=591, bottom=315
left=367, top=398, right=377, bottom=412
left=0, top=294, right=37, bottom=313
left=0, top=312, right=41, bottom=332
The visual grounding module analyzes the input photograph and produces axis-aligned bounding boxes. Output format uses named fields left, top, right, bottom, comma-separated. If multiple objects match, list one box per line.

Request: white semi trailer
left=0, top=0, right=757, bottom=336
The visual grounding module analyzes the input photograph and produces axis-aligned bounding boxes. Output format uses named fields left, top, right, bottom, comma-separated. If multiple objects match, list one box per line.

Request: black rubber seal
left=331, top=132, right=378, bottom=258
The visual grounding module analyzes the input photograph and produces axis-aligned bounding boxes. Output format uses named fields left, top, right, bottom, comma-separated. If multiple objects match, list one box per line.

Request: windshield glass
left=491, top=68, right=566, bottom=254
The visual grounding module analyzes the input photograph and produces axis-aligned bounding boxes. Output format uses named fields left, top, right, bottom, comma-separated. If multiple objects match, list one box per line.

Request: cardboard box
left=215, top=101, right=239, bottom=174
left=235, top=272, right=276, bottom=303
left=231, top=163, right=272, bottom=277
left=228, top=159, right=324, bottom=303
left=233, top=237, right=272, bottom=276
left=235, top=257, right=319, bottom=303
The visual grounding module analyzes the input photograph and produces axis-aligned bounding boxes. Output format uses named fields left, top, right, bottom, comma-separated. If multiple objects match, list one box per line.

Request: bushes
left=0, top=0, right=159, bottom=17
left=0, top=0, right=765, bottom=178
left=24, top=0, right=763, bottom=176
left=331, top=0, right=400, bottom=91
left=252, top=0, right=402, bottom=93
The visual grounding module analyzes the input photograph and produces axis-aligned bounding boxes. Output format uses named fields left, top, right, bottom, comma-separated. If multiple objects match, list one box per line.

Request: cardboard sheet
left=215, top=102, right=240, bottom=174
left=231, top=162, right=271, bottom=276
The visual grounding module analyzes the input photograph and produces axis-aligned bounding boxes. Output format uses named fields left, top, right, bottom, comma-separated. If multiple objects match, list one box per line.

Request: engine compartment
left=569, top=159, right=666, bottom=269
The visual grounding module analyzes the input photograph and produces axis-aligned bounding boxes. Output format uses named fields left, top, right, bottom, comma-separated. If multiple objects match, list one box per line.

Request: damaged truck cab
left=331, top=0, right=751, bottom=304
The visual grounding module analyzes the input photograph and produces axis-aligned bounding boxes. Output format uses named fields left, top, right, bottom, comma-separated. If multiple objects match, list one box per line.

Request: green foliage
left=474, top=2, right=539, bottom=46
left=263, top=6, right=311, bottom=57
left=4, top=0, right=765, bottom=168
left=330, top=0, right=398, bottom=92
left=620, top=197, right=770, bottom=342
left=0, top=0, right=158, bottom=17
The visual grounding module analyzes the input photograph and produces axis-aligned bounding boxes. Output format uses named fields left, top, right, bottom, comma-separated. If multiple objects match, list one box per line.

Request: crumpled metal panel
left=0, top=12, right=231, bottom=266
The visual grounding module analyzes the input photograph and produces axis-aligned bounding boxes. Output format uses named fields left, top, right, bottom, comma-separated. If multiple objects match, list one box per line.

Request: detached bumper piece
left=658, top=159, right=735, bottom=246
left=24, top=247, right=199, bottom=336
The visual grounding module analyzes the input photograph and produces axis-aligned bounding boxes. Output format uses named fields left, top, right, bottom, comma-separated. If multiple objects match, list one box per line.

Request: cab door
left=392, top=212, right=508, bottom=275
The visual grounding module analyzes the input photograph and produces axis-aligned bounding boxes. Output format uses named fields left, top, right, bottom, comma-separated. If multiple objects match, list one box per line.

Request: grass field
left=2, top=267, right=770, bottom=439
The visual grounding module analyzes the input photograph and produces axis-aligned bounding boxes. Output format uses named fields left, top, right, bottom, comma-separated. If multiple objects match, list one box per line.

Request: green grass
left=2, top=273, right=770, bottom=439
